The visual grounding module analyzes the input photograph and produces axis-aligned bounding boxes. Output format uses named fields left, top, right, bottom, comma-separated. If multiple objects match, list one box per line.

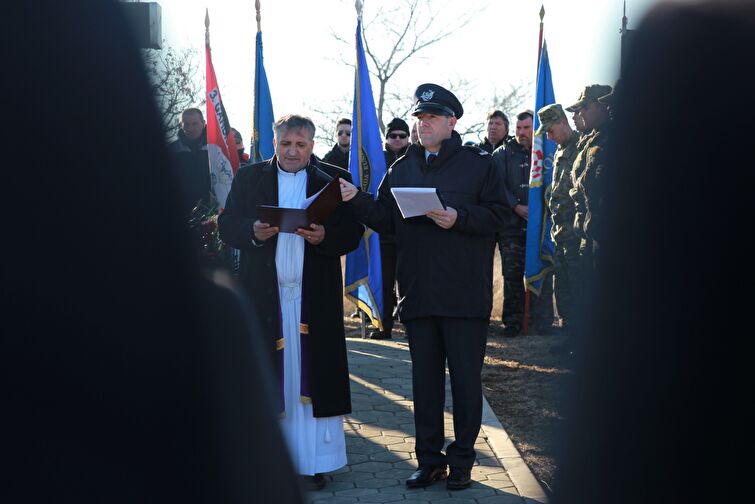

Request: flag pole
left=256, top=0, right=261, bottom=32
left=205, top=8, right=210, bottom=47
left=355, top=0, right=366, bottom=339
left=524, top=5, right=545, bottom=337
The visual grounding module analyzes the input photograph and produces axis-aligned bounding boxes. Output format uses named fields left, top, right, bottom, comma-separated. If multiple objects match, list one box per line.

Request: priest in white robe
left=219, top=114, right=363, bottom=491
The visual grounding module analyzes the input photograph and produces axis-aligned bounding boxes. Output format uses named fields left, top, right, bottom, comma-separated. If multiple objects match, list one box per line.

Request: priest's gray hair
left=273, top=114, right=316, bottom=140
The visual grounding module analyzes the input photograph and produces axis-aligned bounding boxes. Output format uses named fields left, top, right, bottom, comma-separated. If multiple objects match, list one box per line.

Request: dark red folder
left=256, top=176, right=342, bottom=233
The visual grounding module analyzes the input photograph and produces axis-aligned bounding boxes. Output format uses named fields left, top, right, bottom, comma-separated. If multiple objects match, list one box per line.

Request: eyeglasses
left=337, top=130, right=351, bottom=137
left=387, top=133, right=408, bottom=139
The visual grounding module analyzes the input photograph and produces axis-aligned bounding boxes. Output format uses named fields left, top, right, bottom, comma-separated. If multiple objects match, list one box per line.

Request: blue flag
left=344, top=19, right=385, bottom=330
left=251, top=30, right=274, bottom=163
left=524, top=40, right=557, bottom=295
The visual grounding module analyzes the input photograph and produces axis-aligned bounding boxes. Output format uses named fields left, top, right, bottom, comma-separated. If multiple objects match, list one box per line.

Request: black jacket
left=168, top=128, right=211, bottom=215
left=492, top=140, right=531, bottom=237
left=348, top=131, right=508, bottom=321
left=218, top=156, right=363, bottom=417
left=321, top=143, right=349, bottom=170
left=383, top=143, right=408, bottom=169
left=477, top=135, right=513, bottom=154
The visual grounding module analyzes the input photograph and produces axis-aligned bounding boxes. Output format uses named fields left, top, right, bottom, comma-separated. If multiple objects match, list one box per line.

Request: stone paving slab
left=305, top=338, right=548, bottom=504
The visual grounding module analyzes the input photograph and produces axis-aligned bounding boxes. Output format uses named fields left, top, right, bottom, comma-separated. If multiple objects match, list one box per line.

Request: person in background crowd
left=321, top=117, right=351, bottom=170
left=410, top=120, right=420, bottom=144
left=492, top=110, right=554, bottom=337
left=340, top=84, right=507, bottom=491
left=369, top=117, right=411, bottom=340
left=477, top=109, right=513, bottom=154
left=169, top=107, right=212, bottom=215
left=218, top=114, right=362, bottom=491
left=232, top=127, right=251, bottom=165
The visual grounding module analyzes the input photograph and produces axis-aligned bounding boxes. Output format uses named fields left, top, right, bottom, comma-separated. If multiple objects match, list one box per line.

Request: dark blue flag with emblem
left=344, top=16, right=385, bottom=330
left=251, top=23, right=274, bottom=163
left=524, top=40, right=557, bottom=295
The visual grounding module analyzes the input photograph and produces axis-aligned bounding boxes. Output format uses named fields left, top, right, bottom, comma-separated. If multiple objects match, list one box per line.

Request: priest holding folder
left=340, top=84, right=508, bottom=491
left=219, top=114, right=362, bottom=491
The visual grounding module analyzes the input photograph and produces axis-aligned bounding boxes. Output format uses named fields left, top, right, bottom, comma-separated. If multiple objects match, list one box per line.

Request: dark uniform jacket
left=218, top=156, right=363, bottom=417
left=321, top=143, right=349, bottom=170
left=168, top=128, right=211, bottom=215
left=491, top=140, right=532, bottom=237
left=348, top=131, right=508, bottom=322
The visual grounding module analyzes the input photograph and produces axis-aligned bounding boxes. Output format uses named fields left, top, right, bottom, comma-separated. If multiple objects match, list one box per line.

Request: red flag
left=205, top=12, right=239, bottom=210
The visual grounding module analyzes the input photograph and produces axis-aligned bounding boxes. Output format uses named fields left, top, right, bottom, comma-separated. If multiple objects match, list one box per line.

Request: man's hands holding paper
left=426, top=207, right=457, bottom=229
left=254, top=219, right=324, bottom=245
left=254, top=220, right=279, bottom=242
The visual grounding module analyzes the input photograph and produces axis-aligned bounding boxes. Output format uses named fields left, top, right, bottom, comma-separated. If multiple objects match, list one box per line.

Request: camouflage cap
left=598, top=80, right=620, bottom=105
left=565, top=84, right=613, bottom=112
left=535, top=104, right=567, bottom=136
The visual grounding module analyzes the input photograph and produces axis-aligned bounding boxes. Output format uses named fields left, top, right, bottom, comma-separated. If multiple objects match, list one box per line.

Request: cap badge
left=420, top=89, right=435, bottom=102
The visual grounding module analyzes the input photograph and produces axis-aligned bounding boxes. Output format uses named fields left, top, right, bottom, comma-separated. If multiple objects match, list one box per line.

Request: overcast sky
left=156, top=0, right=659, bottom=155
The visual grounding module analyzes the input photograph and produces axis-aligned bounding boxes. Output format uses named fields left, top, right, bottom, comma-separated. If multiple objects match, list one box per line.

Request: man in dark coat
left=476, top=109, right=513, bottom=154
left=321, top=117, right=351, bottom=169
left=218, top=114, right=362, bottom=490
left=369, top=117, right=411, bottom=340
left=492, top=110, right=554, bottom=337
left=168, top=107, right=212, bottom=215
left=340, top=84, right=507, bottom=491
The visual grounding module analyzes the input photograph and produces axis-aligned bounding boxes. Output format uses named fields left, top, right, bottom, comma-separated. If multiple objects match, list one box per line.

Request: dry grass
left=342, top=245, right=571, bottom=495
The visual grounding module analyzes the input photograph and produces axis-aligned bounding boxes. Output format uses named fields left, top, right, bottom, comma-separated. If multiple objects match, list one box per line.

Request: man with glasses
left=369, top=117, right=411, bottom=340
left=322, top=117, right=351, bottom=170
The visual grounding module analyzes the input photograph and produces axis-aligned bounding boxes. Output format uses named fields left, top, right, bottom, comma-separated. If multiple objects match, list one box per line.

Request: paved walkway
left=306, top=338, right=549, bottom=504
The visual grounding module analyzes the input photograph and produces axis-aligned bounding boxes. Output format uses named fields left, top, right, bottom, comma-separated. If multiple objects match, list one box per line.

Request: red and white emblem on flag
left=530, top=136, right=544, bottom=187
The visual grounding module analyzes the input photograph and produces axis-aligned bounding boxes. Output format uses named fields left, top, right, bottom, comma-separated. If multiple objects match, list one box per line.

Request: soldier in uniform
left=339, top=84, right=507, bottom=491
left=536, top=104, right=580, bottom=343
left=566, top=85, right=612, bottom=262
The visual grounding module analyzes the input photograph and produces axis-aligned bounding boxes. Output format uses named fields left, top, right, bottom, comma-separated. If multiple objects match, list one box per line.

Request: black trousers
left=379, top=240, right=397, bottom=332
left=405, top=317, right=488, bottom=469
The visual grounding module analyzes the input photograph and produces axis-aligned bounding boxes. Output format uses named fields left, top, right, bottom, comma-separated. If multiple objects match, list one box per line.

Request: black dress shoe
left=406, top=465, right=447, bottom=488
left=301, top=473, right=327, bottom=491
left=446, top=467, right=472, bottom=490
left=369, top=330, right=392, bottom=340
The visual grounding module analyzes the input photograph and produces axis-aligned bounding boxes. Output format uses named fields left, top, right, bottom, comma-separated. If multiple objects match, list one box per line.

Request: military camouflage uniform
left=547, top=132, right=579, bottom=329
left=570, top=124, right=610, bottom=256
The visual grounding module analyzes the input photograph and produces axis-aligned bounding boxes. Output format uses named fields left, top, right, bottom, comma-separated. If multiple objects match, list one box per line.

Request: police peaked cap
left=411, top=83, right=464, bottom=119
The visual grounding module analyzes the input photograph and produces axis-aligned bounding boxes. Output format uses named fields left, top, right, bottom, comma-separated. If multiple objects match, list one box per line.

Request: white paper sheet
left=390, top=187, right=445, bottom=219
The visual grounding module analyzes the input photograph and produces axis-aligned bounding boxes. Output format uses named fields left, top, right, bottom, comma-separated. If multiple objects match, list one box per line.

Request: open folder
left=257, top=176, right=342, bottom=233
left=390, top=187, right=446, bottom=219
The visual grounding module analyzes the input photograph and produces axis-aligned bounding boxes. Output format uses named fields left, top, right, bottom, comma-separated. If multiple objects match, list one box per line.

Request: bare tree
left=458, top=82, right=531, bottom=140
left=333, top=0, right=476, bottom=132
left=311, top=96, right=352, bottom=151
left=142, top=44, right=204, bottom=140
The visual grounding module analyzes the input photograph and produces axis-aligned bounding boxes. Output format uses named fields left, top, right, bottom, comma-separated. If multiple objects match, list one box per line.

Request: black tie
left=427, top=153, right=437, bottom=166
